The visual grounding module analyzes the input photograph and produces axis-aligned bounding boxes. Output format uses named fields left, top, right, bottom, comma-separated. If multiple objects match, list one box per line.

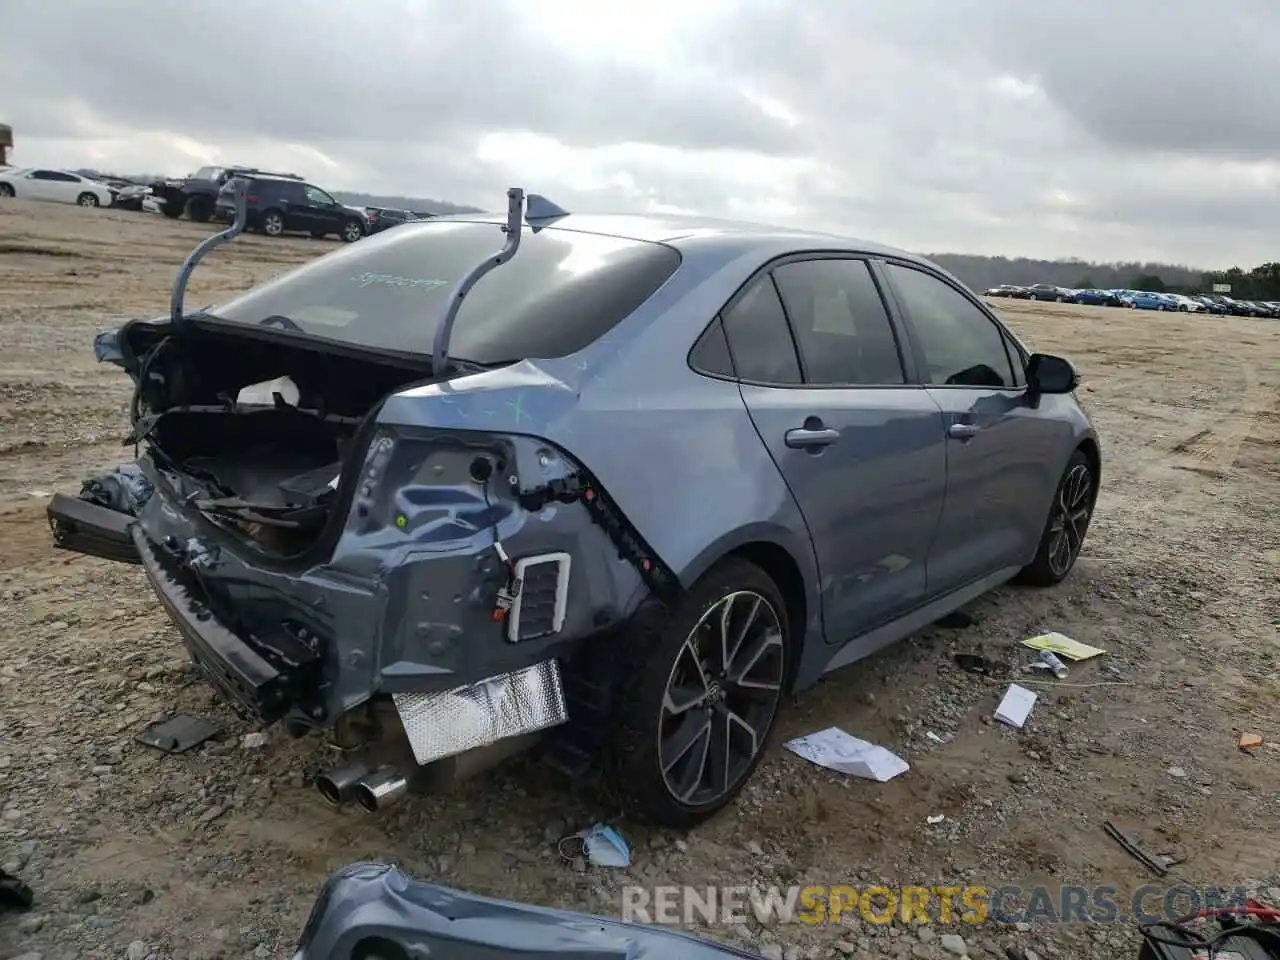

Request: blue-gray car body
left=51, top=207, right=1099, bottom=822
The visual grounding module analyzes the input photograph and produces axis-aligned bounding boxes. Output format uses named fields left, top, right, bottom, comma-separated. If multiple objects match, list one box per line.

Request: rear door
left=723, top=256, right=948, bottom=644
left=880, top=261, right=1056, bottom=595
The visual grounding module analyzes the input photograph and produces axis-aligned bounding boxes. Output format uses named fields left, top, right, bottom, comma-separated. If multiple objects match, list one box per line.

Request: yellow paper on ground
left=1023, top=632, right=1106, bottom=661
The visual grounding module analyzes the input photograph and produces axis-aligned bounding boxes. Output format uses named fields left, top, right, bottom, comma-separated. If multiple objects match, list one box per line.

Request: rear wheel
left=604, top=558, right=789, bottom=828
left=160, top=200, right=182, bottom=219
left=77, top=192, right=99, bottom=207
left=1015, top=450, right=1095, bottom=587
left=262, top=210, right=285, bottom=236
left=0, top=183, right=15, bottom=198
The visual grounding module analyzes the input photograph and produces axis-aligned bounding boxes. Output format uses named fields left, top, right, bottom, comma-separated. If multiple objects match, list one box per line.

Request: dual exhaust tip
left=315, top=763, right=407, bottom=813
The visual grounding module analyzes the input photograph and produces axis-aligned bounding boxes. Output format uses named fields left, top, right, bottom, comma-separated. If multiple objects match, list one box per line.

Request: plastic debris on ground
left=1022, top=631, right=1106, bottom=661
left=784, top=727, right=909, bottom=782
left=78, top=463, right=153, bottom=516
left=1238, top=732, right=1264, bottom=752
left=994, top=684, right=1038, bottom=728
left=135, top=715, right=222, bottom=754
left=557, top=824, right=630, bottom=868
left=926, top=814, right=945, bottom=825
left=1027, top=650, right=1069, bottom=678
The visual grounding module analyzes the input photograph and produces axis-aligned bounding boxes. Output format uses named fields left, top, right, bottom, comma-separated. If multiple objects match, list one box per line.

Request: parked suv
left=152, top=165, right=304, bottom=222
left=216, top=176, right=368, bottom=242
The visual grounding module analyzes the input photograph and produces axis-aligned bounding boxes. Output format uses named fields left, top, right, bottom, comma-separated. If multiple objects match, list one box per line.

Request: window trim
left=685, top=250, right=922, bottom=390
left=877, top=257, right=1028, bottom=393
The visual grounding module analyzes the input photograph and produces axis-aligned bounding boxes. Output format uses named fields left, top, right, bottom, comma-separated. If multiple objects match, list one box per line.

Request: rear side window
left=720, top=278, right=802, bottom=384
left=208, top=221, right=682, bottom=363
left=885, top=263, right=1016, bottom=388
left=689, top=318, right=735, bottom=378
left=770, top=259, right=905, bottom=385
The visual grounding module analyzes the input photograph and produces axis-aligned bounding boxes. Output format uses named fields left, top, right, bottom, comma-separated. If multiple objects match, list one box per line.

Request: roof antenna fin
left=169, top=179, right=249, bottom=332
left=431, top=188, right=571, bottom=378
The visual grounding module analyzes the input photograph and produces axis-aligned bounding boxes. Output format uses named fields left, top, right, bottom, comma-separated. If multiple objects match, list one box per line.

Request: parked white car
left=0, top=167, right=115, bottom=207
left=1166, top=294, right=1206, bottom=312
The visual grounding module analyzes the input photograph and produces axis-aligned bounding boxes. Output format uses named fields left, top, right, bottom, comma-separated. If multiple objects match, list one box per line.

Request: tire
left=160, top=201, right=183, bottom=219
left=341, top=219, right=364, bottom=243
left=184, top=196, right=212, bottom=223
left=0, top=183, right=14, bottom=198
left=77, top=192, right=99, bottom=208
left=262, top=210, right=285, bottom=237
left=1015, top=449, right=1095, bottom=587
left=604, top=557, right=790, bottom=828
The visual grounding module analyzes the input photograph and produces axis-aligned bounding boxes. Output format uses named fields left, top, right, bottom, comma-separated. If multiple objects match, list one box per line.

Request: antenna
left=169, top=179, right=250, bottom=331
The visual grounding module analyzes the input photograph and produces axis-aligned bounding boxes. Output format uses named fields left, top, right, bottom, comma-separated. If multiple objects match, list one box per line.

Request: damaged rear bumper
left=296, top=862, right=763, bottom=959
left=131, top=526, right=295, bottom=724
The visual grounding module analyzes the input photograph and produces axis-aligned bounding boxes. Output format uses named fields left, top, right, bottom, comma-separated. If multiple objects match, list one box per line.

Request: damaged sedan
left=49, top=186, right=1100, bottom=828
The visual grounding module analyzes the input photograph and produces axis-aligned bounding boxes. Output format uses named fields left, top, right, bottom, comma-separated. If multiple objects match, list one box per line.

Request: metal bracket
left=429, top=188, right=572, bottom=378
left=431, top=188, right=525, bottom=378
left=170, top=179, right=250, bottom=331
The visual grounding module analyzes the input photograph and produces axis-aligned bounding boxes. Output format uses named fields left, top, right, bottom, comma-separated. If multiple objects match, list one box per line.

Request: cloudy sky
left=3, top=0, right=1276, bottom=268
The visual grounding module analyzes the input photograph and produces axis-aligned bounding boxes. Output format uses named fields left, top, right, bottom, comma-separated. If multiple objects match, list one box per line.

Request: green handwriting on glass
left=352, top=272, right=448, bottom=291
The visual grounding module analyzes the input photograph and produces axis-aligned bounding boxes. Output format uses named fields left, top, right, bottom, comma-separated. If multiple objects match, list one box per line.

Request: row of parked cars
left=985, top=283, right=1280, bottom=318
left=0, top=163, right=431, bottom=242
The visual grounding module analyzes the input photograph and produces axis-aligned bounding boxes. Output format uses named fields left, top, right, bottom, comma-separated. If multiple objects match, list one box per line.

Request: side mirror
left=1027, top=353, right=1079, bottom=395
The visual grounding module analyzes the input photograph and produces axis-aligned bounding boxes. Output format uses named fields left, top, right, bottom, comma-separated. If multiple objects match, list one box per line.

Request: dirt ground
left=1, top=199, right=1278, bottom=960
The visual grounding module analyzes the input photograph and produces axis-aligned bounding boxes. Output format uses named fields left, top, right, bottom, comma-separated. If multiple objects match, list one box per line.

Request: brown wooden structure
left=0, top=124, right=12, bottom=166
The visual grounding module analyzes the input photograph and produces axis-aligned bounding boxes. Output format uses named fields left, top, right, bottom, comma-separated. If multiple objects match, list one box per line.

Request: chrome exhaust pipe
left=315, top=762, right=370, bottom=807
left=353, top=766, right=408, bottom=813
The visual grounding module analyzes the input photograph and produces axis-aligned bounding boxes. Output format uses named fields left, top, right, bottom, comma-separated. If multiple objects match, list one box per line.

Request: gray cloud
left=1, top=0, right=1277, bottom=267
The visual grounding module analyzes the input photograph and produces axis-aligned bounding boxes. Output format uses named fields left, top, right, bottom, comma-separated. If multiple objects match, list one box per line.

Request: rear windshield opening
left=206, top=221, right=682, bottom=364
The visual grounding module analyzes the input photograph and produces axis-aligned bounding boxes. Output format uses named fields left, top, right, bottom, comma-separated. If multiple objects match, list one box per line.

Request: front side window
left=770, top=258, right=904, bottom=385
left=719, top=277, right=802, bottom=384
left=305, top=185, right=335, bottom=205
left=886, top=264, right=1016, bottom=388
left=208, top=221, right=682, bottom=363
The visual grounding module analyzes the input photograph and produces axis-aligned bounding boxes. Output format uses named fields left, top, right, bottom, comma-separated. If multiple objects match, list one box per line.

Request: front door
left=722, top=258, right=948, bottom=644
left=302, top=184, right=340, bottom=235
left=880, top=262, right=1053, bottom=595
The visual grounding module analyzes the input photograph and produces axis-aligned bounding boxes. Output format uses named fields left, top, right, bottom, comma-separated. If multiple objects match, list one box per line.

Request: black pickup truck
left=150, top=165, right=304, bottom=222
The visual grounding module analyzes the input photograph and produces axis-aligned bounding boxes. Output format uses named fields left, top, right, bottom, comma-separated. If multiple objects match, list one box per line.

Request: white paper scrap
left=784, top=727, right=909, bottom=782
left=994, top=684, right=1038, bottom=729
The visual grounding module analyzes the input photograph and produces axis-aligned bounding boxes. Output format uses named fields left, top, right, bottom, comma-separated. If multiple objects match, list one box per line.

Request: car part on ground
left=293, top=861, right=764, bottom=959
left=48, top=188, right=1099, bottom=827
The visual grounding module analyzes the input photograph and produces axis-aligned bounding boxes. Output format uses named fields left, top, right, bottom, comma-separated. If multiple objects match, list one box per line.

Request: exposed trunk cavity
left=126, top=323, right=452, bottom=558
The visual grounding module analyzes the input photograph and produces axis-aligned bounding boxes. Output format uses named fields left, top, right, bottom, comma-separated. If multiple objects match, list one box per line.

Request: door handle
left=948, top=423, right=981, bottom=439
left=785, top=427, right=840, bottom=449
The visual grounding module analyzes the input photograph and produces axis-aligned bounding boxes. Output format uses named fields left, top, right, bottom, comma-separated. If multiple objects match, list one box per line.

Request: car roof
left=432, top=211, right=936, bottom=266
